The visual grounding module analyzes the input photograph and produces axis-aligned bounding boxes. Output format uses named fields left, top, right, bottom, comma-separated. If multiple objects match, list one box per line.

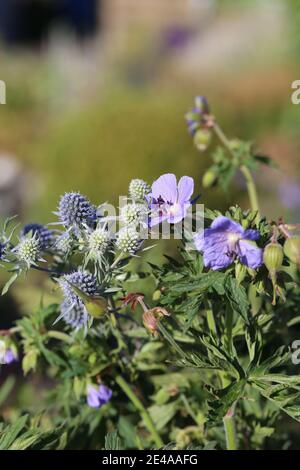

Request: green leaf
left=148, top=402, right=178, bottom=431
left=1, top=272, right=19, bottom=295
left=0, top=415, right=28, bottom=449
left=224, top=276, right=250, bottom=322
left=207, top=380, right=247, bottom=423
left=104, top=430, right=123, bottom=450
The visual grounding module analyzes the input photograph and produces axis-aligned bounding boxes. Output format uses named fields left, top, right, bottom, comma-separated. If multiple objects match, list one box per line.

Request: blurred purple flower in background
left=3, top=348, right=17, bottom=364
left=149, top=173, right=194, bottom=226
left=0, top=342, right=17, bottom=365
left=194, top=216, right=263, bottom=270
left=87, top=384, right=112, bottom=409
left=161, top=25, right=193, bottom=51
left=278, top=178, right=300, bottom=210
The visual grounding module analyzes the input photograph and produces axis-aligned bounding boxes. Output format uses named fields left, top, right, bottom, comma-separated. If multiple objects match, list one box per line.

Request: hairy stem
left=115, top=375, right=164, bottom=448
left=223, top=404, right=238, bottom=450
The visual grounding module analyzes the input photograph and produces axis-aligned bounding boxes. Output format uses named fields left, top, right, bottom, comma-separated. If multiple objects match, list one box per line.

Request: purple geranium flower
left=149, top=173, right=194, bottom=227
left=87, top=384, right=112, bottom=409
left=194, top=216, right=263, bottom=271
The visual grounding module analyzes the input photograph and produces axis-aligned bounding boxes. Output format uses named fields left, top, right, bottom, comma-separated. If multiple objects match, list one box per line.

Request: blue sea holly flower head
left=129, top=179, right=151, bottom=201
left=87, top=227, right=110, bottom=261
left=57, top=269, right=99, bottom=329
left=59, top=269, right=99, bottom=303
left=57, top=192, right=96, bottom=231
left=15, top=234, right=44, bottom=269
left=60, top=300, right=88, bottom=330
left=86, top=384, right=112, bottom=408
left=120, top=203, right=149, bottom=228
left=55, top=231, right=73, bottom=255
left=21, top=223, right=54, bottom=251
left=149, top=173, right=194, bottom=227
left=194, top=216, right=263, bottom=271
left=116, top=227, right=142, bottom=254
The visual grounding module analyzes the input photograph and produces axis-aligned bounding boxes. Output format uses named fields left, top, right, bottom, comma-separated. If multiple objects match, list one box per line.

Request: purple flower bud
left=185, top=96, right=210, bottom=136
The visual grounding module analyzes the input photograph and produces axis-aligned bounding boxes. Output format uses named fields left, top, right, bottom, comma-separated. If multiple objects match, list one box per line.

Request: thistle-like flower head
left=16, top=235, right=41, bottom=268
left=55, top=232, right=73, bottom=255
left=120, top=203, right=148, bottom=227
left=60, top=300, right=88, bottom=330
left=88, top=227, right=110, bottom=259
left=21, top=223, right=54, bottom=250
left=58, top=192, right=96, bottom=230
left=59, top=269, right=98, bottom=305
left=58, top=270, right=99, bottom=330
left=116, top=227, right=142, bottom=254
left=129, top=179, right=151, bottom=201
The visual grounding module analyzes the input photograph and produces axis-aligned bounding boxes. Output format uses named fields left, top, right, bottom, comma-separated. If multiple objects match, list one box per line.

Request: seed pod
left=202, top=169, right=218, bottom=188
left=284, top=236, right=300, bottom=264
left=263, top=243, right=284, bottom=277
left=193, top=129, right=212, bottom=152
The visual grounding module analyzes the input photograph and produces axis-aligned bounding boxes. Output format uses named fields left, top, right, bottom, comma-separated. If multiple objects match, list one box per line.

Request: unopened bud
left=193, top=129, right=212, bottom=152
left=202, top=169, right=218, bottom=188
left=152, top=290, right=161, bottom=301
left=284, top=236, right=300, bottom=265
left=85, top=297, right=107, bottom=318
left=263, top=243, right=284, bottom=276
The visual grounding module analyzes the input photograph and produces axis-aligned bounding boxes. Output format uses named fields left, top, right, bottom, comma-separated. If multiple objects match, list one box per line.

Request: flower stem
left=205, top=300, right=217, bottom=334
left=47, top=330, right=74, bottom=344
left=223, top=404, right=238, bottom=450
left=110, top=252, right=124, bottom=270
left=115, top=374, right=164, bottom=448
left=240, top=165, right=261, bottom=224
left=213, top=123, right=260, bottom=223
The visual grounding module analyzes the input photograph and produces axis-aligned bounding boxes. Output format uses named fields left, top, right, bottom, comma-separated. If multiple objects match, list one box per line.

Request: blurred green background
left=0, top=0, right=299, bottom=302
left=0, top=0, right=300, bottom=419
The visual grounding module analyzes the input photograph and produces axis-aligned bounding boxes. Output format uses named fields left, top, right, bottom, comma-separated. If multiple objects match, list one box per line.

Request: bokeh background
left=0, top=0, right=300, bottom=421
